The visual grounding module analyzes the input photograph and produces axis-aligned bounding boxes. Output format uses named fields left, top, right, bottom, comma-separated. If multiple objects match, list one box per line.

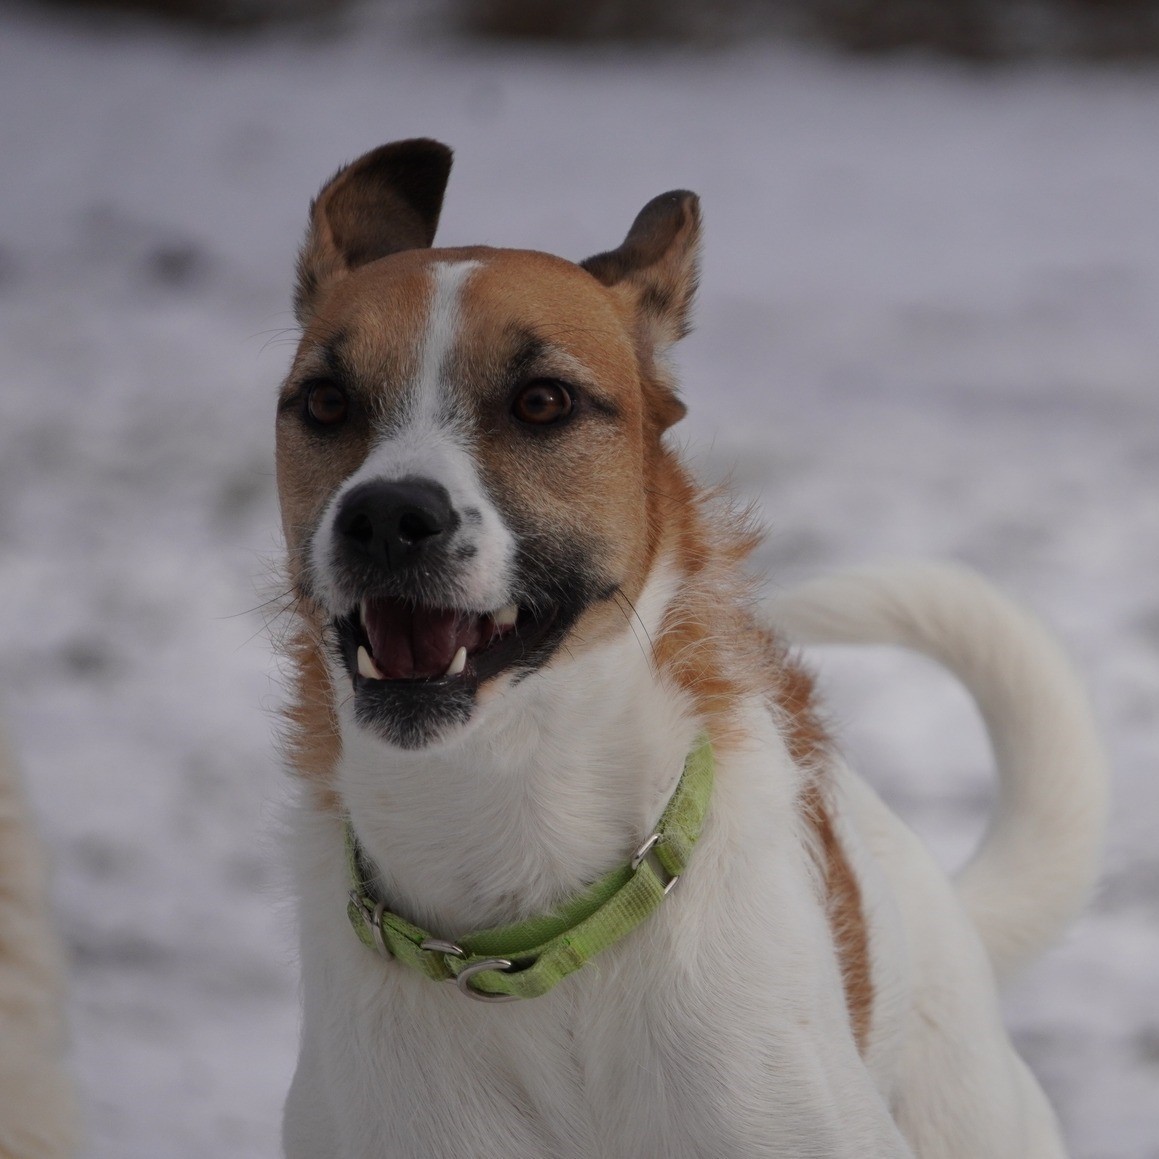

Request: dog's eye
left=512, top=380, right=573, bottom=426
left=305, top=381, right=349, bottom=428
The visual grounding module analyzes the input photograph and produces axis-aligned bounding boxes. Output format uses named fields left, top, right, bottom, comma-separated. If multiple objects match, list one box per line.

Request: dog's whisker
left=222, top=589, right=300, bottom=619
left=611, top=589, right=654, bottom=666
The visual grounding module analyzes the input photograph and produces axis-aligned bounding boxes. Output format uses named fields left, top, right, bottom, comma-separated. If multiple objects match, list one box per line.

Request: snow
left=1, top=4, right=1156, bottom=1155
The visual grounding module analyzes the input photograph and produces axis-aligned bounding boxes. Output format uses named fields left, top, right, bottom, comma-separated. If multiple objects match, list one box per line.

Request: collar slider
left=631, top=833, right=680, bottom=894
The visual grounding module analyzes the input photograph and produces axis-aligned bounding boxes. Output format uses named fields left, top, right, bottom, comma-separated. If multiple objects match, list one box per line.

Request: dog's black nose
left=335, top=478, right=458, bottom=571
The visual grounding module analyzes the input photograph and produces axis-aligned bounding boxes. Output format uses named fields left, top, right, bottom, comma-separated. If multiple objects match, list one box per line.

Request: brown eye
left=512, top=380, right=573, bottom=426
left=305, top=381, right=348, bottom=427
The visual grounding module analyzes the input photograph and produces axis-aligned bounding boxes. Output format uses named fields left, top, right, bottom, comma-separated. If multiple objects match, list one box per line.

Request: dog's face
left=277, top=140, right=700, bottom=748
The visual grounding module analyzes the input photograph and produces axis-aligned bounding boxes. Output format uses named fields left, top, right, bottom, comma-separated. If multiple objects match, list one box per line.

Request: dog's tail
left=767, top=562, right=1108, bottom=984
left=0, top=727, right=80, bottom=1158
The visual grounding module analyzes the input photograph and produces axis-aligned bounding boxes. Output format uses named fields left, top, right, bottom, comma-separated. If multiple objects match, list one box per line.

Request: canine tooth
left=446, top=646, right=467, bottom=678
left=494, top=604, right=518, bottom=628
left=357, top=645, right=384, bottom=681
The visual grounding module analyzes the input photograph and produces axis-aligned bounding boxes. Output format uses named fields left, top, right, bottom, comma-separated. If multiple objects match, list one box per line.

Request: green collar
left=345, top=734, right=715, bottom=1002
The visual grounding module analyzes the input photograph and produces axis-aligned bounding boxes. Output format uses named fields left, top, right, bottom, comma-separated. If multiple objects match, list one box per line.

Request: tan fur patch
left=280, top=613, right=343, bottom=806
left=763, top=653, right=873, bottom=1054
left=800, top=778, right=874, bottom=1055
left=769, top=654, right=830, bottom=770
left=648, top=469, right=766, bottom=749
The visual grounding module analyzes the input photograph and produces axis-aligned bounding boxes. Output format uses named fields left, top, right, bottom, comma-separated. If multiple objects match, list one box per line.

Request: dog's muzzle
left=316, top=473, right=567, bottom=747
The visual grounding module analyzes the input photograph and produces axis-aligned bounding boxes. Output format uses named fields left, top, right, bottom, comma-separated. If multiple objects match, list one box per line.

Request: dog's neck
left=333, top=563, right=701, bottom=937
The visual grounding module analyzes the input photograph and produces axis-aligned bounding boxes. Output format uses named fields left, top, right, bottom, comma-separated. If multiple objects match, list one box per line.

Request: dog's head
left=277, top=139, right=701, bottom=749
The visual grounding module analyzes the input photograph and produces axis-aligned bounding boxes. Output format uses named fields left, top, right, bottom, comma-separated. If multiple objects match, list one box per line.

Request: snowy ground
left=1, top=4, right=1156, bottom=1156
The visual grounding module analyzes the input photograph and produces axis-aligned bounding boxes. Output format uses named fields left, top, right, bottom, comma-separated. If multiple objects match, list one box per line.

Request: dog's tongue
left=362, top=599, right=482, bottom=679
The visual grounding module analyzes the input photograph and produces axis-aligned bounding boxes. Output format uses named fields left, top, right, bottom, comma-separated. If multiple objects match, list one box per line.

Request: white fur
left=0, top=727, right=79, bottom=1159
left=409, top=260, right=482, bottom=429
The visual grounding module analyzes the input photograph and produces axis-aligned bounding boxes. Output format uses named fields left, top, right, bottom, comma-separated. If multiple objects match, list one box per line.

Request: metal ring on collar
left=630, top=833, right=660, bottom=870
left=630, top=833, right=680, bottom=894
left=368, top=901, right=390, bottom=958
left=455, top=958, right=519, bottom=1003
left=420, top=938, right=466, bottom=958
left=350, top=891, right=393, bottom=960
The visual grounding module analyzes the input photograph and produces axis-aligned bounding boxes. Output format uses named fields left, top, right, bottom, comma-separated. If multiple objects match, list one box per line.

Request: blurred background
left=1, top=0, right=1157, bottom=1155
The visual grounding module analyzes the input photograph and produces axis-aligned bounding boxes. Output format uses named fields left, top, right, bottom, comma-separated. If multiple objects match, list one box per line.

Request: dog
left=0, top=726, right=78, bottom=1159
left=275, top=138, right=1107, bottom=1157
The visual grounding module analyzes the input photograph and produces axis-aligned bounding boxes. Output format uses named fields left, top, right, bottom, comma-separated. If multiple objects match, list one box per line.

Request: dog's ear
left=295, top=138, right=454, bottom=324
left=581, top=191, right=699, bottom=429
left=581, top=190, right=701, bottom=350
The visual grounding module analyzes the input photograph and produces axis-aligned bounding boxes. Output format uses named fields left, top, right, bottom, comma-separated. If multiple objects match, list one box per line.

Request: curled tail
left=767, top=563, right=1108, bottom=984
left=0, top=728, right=79, bottom=1158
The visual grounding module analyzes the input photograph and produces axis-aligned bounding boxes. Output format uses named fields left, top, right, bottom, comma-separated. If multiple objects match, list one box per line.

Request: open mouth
left=336, top=597, right=557, bottom=689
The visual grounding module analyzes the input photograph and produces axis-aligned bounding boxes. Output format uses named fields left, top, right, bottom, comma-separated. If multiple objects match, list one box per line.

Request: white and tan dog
left=0, top=728, right=78, bottom=1159
left=275, top=138, right=1107, bottom=1158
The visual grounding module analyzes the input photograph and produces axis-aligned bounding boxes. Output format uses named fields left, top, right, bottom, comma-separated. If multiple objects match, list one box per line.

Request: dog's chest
left=311, top=927, right=851, bottom=1159
left=290, top=744, right=892, bottom=1159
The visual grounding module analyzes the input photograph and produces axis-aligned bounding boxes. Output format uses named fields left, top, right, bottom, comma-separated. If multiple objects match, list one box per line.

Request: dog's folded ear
left=582, top=191, right=699, bottom=429
left=581, top=191, right=701, bottom=352
left=295, top=138, right=454, bottom=324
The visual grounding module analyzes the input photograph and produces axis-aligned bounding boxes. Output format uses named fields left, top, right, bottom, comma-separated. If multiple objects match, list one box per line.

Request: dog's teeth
left=357, top=645, right=384, bottom=681
left=446, top=646, right=467, bottom=678
left=494, top=604, right=518, bottom=628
